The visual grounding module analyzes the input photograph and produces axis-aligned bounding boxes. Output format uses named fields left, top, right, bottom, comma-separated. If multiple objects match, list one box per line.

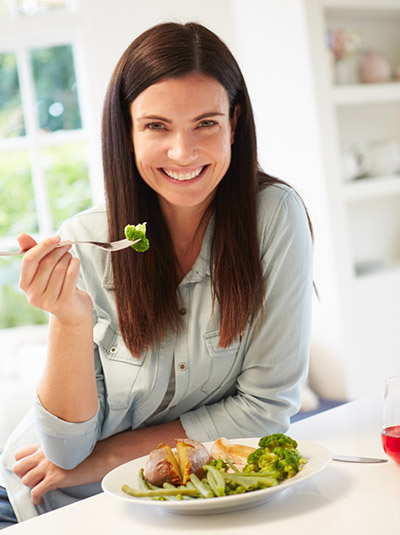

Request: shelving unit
left=332, top=82, right=400, bottom=105
left=302, top=0, right=400, bottom=399
left=232, top=0, right=399, bottom=400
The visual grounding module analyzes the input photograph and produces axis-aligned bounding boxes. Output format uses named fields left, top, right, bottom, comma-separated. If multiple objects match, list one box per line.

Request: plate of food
left=101, top=433, right=331, bottom=515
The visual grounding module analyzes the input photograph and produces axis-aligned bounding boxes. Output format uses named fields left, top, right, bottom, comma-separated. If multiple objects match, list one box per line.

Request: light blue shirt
left=0, top=183, right=313, bottom=521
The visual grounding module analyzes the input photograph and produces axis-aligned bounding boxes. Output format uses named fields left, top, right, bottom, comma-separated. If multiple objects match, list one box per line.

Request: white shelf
left=343, top=175, right=400, bottom=201
left=323, top=0, right=400, bottom=12
left=332, top=83, right=400, bottom=106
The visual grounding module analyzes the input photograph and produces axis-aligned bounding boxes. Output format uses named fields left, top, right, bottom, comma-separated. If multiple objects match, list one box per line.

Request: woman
left=0, top=21, right=313, bottom=526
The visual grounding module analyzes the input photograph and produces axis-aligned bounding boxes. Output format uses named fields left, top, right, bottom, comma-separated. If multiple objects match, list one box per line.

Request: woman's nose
left=167, top=131, right=198, bottom=164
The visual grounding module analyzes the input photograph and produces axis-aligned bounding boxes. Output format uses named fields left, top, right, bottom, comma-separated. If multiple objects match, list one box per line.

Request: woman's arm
left=14, top=420, right=186, bottom=505
left=18, top=233, right=98, bottom=423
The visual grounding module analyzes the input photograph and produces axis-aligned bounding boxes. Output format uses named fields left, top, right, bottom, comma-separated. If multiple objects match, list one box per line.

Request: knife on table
left=332, top=454, right=388, bottom=463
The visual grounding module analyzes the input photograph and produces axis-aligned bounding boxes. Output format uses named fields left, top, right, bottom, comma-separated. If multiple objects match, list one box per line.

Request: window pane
left=0, top=256, right=48, bottom=328
left=30, top=44, right=81, bottom=133
left=17, top=0, right=68, bottom=16
left=0, top=52, right=26, bottom=138
left=42, top=141, right=92, bottom=230
left=0, top=149, right=38, bottom=237
left=0, top=0, right=10, bottom=18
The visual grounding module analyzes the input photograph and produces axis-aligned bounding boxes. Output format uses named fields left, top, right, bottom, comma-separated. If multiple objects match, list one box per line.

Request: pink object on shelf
left=359, top=50, right=391, bottom=83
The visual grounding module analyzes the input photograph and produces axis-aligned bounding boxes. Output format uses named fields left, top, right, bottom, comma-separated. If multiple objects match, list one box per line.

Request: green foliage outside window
left=0, top=52, right=25, bottom=138
left=30, top=45, right=81, bottom=133
left=0, top=40, right=92, bottom=329
left=0, top=142, right=92, bottom=328
left=0, top=149, right=38, bottom=238
left=0, top=256, right=48, bottom=328
left=43, top=141, right=92, bottom=230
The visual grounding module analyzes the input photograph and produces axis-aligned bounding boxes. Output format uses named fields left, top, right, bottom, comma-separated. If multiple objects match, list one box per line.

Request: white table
left=4, top=393, right=399, bottom=534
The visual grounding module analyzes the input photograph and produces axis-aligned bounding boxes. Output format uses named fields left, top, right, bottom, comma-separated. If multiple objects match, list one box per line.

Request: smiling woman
left=130, top=74, right=239, bottom=214
left=0, top=21, right=314, bottom=526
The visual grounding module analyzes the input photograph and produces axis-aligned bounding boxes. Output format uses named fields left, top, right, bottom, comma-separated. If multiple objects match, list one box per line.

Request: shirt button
left=178, top=362, right=187, bottom=371
left=179, top=307, right=187, bottom=315
left=109, top=346, right=117, bottom=354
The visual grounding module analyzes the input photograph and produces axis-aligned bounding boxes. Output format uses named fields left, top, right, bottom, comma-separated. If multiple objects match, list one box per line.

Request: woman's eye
left=146, top=122, right=166, bottom=130
left=198, top=120, right=216, bottom=128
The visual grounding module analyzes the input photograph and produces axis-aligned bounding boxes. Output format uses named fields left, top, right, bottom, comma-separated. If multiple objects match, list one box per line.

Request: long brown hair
left=102, top=22, right=289, bottom=357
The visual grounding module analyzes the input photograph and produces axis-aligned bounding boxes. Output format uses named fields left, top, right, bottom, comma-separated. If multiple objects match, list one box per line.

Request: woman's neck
left=160, top=201, right=212, bottom=280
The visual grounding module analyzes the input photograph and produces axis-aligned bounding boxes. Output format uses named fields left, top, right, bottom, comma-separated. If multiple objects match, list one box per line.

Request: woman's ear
left=230, top=104, right=241, bottom=144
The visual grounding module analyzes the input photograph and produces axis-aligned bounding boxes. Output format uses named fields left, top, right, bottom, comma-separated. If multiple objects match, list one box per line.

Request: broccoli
left=208, top=458, right=229, bottom=472
left=258, top=433, right=298, bottom=451
left=273, top=447, right=302, bottom=479
left=124, top=222, right=149, bottom=252
left=243, top=433, right=305, bottom=481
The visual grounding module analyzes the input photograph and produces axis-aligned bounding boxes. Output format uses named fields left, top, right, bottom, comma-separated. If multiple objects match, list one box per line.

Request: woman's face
left=130, top=73, right=239, bottom=215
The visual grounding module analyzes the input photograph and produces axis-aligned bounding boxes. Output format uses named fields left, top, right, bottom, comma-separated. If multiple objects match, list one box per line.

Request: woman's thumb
left=17, top=233, right=38, bottom=252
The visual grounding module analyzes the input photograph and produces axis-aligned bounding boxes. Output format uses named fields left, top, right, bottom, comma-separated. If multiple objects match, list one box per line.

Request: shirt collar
left=179, top=214, right=214, bottom=285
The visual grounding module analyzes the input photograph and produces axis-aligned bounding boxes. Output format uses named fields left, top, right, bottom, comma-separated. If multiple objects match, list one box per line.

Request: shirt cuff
left=34, top=390, right=100, bottom=469
left=180, top=406, right=220, bottom=443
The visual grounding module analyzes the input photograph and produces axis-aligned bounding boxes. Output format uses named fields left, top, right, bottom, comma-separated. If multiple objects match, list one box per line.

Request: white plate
left=101, top=438, right=331, bottom=515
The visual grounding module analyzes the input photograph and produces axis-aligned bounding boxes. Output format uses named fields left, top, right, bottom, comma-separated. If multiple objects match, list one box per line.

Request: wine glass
left=382, top=375, right=400, bottom=464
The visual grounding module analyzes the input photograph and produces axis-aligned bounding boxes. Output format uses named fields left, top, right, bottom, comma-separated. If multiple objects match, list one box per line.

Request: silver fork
left=0, top=238, right=140, bottom=256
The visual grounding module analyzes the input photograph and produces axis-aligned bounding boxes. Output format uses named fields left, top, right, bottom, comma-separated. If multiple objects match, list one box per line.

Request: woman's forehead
left=130, top=74, right=230, bottom=118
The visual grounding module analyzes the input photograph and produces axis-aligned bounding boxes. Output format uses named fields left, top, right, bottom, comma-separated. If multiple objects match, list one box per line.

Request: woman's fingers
left=30, top=480, right=47, bottom=506
left=13, top=444, right=44, bottom=481
left=19, top=235, right=63, bottom=292
left=14, top=443, right=40, bottom=461
left=17, top=234, right=91, bottom=322
left=20, top=241, right=75, bottom=311
left=17, top=233, right=38, bottom=252
left=40, top=251, right=74, bottom=307
left=58, top=256, right=81, bottom=301
left=13, top=445, right=67, bottom=506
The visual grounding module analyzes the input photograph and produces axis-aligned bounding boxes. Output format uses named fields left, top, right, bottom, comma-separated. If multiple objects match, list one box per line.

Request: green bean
left=205, top=466, right=226, bottom=496
left=137, top=469, right=158, bottom=491
left=189, top=474, right=215, bottom=498
left=225, top=460, right=240, bottom=473
left=122, top=484, right=198, bottom=498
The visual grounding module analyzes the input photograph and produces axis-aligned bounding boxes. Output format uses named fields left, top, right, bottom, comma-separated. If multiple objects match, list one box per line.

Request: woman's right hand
left=18, top=233, right=93, bottom=326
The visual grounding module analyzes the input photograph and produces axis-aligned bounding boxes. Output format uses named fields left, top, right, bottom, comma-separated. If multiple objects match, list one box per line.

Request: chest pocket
left=93, top=318, right=144, bottom=410
left=201, top=330, right=241, bottom=394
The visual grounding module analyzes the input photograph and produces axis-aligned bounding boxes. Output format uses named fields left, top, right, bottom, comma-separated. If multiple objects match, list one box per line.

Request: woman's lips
left=160, top=165, right=208, bottom=181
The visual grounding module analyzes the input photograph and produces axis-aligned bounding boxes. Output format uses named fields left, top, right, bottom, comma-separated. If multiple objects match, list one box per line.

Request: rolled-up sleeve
left=180, top=188, right=313, bottom=441
left=33, top=344, right=106, bottom=469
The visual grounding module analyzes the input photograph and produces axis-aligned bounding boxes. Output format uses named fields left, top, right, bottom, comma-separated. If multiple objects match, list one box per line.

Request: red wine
left=381, top=425, right=400, bottom=464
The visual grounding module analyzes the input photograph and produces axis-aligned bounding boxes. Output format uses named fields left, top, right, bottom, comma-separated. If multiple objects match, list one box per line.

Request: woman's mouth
left=160, top=165, right=208, bottom=181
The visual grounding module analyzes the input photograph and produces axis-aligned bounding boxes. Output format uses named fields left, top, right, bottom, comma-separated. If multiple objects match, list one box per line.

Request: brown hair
left=102, top=22, right=288, bottom=357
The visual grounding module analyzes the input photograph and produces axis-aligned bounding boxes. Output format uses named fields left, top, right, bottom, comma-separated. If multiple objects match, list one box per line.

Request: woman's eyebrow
left=193, top=111, right=225, bottom=121
left=136, top=115, right=172, bottom=123
left=136, top=111, right=225, bottom=123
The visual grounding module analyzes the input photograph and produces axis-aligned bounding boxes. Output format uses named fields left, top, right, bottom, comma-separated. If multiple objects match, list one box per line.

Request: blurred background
left=1, top=0, right=400, bottom=445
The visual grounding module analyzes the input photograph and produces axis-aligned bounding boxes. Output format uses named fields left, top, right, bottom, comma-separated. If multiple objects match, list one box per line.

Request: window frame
left=0, top=3, right=103, bottom=249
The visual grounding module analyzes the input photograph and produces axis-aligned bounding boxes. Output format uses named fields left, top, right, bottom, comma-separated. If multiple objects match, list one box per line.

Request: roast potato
left=144, top=438, right=211, bottom=486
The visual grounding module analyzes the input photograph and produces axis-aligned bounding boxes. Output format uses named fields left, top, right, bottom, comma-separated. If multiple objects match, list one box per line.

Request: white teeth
left=163, top=166, right=204, bottom=181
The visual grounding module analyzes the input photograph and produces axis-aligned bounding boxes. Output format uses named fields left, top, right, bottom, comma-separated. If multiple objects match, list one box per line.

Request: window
left=0, top=0, right=98, bottom=328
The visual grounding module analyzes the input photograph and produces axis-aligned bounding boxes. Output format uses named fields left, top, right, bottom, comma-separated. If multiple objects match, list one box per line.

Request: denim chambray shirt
left=0, top=183, right=313, bottom=521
